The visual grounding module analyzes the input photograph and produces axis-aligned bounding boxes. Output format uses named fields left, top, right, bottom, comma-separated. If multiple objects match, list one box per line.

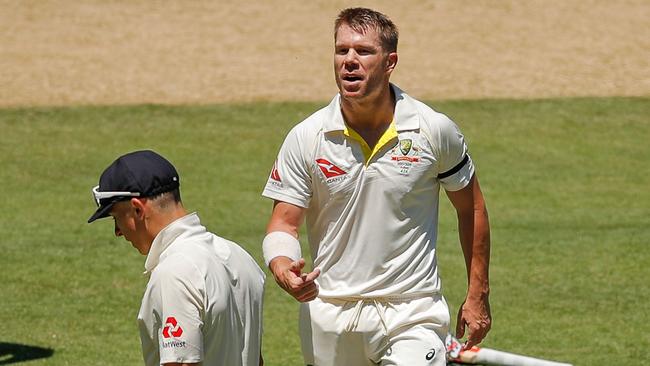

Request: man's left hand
left=456, top=294, right=491, bottom=350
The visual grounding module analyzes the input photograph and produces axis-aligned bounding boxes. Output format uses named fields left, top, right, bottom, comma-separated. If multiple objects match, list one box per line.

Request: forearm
left=264, top=201, right=305, bottom=266
left=448, top=175, right=492, bottom=346
left=265, top=201, right=303, bottom=236
left=263, top=201, right=319, bottom=302
left=266, top=217, right=300, bottom=237
left=452, top=176, right=491, bottom=298
left=458, top=202, right=490, bottom=298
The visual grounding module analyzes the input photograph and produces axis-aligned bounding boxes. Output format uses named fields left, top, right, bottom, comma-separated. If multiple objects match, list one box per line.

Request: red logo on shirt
left=316, top=158, right=346, bottom=178
left=162, top=317, right=183, bottom=338
left=270, top=161, right=281, bottom=182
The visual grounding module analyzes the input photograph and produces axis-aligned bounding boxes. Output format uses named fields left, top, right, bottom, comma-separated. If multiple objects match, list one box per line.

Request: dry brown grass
left=1, top=0, right=648, bottom=106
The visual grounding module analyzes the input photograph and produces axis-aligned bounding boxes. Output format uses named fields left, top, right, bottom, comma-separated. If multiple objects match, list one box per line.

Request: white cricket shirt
left=263, top=84, right=474, bottom=299
left=137, top=213, right=265, bottom=366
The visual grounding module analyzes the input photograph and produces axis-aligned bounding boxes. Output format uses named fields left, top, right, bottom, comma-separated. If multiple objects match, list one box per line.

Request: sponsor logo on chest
left=316, top=158, right=349, bottom=183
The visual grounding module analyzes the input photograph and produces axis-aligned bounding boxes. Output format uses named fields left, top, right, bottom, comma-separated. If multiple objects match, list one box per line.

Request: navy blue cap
left=88, top=150, right=179, bottom=223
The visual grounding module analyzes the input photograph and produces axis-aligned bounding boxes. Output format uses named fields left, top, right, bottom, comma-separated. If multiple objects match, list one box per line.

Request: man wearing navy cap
left=89, top=150, right=265, bottom=366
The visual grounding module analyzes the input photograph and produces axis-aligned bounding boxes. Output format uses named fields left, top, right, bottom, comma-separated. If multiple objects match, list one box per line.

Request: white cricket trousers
left=299, top=294, right=449, bottom=366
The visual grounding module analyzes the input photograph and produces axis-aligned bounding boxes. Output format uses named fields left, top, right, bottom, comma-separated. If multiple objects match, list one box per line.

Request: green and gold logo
left=399, top=139, right=412, bottom=155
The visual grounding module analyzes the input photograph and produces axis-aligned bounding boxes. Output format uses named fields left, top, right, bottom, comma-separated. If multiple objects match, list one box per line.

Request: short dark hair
left=334, top=7, right=399, bottom=53
left=149, top=188, right=182, bottom=208
left=168, top=188, right=182, bottom=203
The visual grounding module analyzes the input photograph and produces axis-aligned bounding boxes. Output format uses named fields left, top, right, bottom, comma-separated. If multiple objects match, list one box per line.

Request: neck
left=145, top=204, right=188, bottom=243
left=340, top=85, right=395, bottom=149
left=341, top=84, right=394, bottom=131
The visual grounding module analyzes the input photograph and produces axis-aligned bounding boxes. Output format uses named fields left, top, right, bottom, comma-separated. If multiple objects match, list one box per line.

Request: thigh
left=379, top=295, right=450, bottom=366
left=381, top=323, right=446, bottom=366
left=300, top=299, right=378, bottom=366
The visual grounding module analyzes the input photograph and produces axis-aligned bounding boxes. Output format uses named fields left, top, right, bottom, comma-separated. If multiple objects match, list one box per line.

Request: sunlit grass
left=0, top=97, right=648, bottom=365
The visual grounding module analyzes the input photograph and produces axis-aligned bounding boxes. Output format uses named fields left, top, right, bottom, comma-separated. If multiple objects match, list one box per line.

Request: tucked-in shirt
left=262, top=84, right=473, bottom=299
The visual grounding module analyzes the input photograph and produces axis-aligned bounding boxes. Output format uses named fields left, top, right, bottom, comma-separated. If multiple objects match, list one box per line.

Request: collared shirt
left=137, top=213, right=265, bottom=366
left=263, top=84, right=473, bottom=299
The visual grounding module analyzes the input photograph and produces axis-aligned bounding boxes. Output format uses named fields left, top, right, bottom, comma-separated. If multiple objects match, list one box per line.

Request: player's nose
left=344, top=61, right=359, bottom=72
left=343, top=51, right=358, bottom=67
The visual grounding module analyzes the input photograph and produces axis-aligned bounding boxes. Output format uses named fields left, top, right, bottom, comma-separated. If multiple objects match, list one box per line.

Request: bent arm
left=265, top=201, right=320, bottom=302
left=266, top=200, right=305, bottom=237
left=445, top=174, right=491, bottom=348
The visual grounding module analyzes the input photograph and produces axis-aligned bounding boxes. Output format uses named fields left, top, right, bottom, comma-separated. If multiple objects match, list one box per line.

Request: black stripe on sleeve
left=437, top=154, right=469, bottom=179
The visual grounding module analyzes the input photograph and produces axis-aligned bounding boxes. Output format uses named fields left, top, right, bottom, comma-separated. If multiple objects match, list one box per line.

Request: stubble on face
left=334, top=24, right=391, bottom=102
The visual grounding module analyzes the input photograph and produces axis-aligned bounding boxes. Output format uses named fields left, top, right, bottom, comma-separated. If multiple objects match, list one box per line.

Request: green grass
left=0, top=97, right=648, bottom=365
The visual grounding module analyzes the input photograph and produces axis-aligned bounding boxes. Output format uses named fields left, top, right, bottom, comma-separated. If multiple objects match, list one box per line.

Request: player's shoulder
left=175, top=233, right=263, bottom=277
left=150, top=249, right=204, bottom=285
left=214, top=236, right=264, bottom=273
left=184, top=235, right=266, bottom=288
left=411, top=99, right=460, bottom=142
left=281, top=99, right=335, bottom=153
left=159, top=231, right=223, bottom=266
left=290, top=102, right=331, bottom=135
left=403, top=93, right=456, bottom=129
left=396, top=88, right=462, bottom=145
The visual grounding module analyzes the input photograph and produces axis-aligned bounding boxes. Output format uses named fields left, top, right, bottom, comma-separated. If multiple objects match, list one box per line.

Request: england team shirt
left=137, top=213, right=265, bottom=366
left=262, top=84, right=474, bottom=299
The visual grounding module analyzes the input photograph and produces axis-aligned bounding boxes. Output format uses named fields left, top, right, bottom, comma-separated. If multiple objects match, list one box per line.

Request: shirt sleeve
left=150, top=254, right=205, bottom=364
left=433, top=115, right=475, bottom=192
left=262, top=124, right=313, bottom=208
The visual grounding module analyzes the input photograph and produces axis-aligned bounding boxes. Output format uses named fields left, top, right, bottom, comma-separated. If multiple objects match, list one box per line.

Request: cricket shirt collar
left=143, top=212, right=204, bottom=274
left=322, top=83, right=421, bottom=133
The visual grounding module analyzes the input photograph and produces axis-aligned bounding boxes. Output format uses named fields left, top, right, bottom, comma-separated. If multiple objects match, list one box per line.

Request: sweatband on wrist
left=262, top=231, right=302, bottom=266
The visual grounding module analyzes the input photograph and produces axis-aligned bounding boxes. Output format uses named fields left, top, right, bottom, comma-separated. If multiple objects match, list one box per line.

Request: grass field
left=1, top=97, right=648, bottom=365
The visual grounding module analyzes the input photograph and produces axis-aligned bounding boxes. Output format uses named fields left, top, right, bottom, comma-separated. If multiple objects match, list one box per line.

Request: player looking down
left=89, top=150, right=265, bottom=366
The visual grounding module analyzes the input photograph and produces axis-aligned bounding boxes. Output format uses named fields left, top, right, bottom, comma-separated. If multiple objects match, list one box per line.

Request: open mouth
left=343, top=75, right=363, bottom=82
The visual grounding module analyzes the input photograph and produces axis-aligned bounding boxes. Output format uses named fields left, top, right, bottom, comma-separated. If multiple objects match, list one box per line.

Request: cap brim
left=87, top=203, right=115, bottom=223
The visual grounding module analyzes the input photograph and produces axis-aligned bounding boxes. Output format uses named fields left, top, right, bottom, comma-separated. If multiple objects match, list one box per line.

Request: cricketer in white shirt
left=138, top=213, right=265, bottom=366
left=261, top=8, right=490, bottom=365
left=263, top=85, right=472, bottom=299
left=262, top=85, right=483, bottom=365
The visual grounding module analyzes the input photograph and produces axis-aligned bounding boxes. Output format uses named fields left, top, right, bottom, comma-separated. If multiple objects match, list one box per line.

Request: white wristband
left=262, top=231, right=302, bottom=266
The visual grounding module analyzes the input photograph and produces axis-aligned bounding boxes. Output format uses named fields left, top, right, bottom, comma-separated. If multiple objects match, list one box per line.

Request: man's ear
left=386, top=52, right=398, bottom=72
left=130, top=197, right=147, bottom=219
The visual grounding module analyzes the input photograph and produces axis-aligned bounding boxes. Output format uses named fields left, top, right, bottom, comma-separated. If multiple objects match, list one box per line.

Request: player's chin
left=339, top=88, right=365, bottom=100
left=337, top=80, right=364, bottom=95
left=130, top=241, right=146, bottom=255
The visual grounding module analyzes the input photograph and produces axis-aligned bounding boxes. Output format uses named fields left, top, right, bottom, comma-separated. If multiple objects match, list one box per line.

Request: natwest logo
left=162, top=317, right=183, bottom=338
left=316, top=158, right=346, bottom=178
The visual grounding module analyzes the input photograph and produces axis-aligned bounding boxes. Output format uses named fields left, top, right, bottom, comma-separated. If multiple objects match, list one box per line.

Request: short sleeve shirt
left=137, top=213, right=265, bottom=365
left=262, top=85, right=473, bottom=298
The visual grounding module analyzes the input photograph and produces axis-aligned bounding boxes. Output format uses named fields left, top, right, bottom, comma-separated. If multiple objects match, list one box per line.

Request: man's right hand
left=269, top=257, right=320, bottom=302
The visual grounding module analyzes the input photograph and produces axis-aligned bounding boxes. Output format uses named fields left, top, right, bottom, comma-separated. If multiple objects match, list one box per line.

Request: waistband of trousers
left=318, top=291, right=439, bottom=304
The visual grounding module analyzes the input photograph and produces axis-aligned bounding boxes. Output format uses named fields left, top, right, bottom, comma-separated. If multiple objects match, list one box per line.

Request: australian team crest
left=390, top=137, right=422, bottom=175
left=399, top=139, right=412, bottom=155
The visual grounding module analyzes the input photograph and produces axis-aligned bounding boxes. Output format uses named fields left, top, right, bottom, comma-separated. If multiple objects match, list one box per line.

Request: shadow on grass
left=0, top=343, right=54, bottom=364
